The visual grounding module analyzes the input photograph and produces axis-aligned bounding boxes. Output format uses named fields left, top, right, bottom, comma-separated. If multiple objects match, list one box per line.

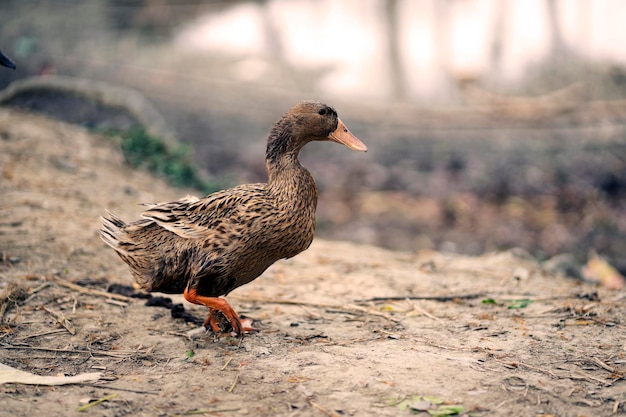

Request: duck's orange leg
left=184, top=287, right=256, bottom=335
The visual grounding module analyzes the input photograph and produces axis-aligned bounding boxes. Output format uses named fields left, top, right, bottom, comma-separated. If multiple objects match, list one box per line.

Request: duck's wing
left=140, top=184, right=272, bottom=239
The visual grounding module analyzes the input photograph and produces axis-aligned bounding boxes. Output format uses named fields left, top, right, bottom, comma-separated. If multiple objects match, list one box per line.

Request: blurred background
left=1, top=0, right=625, bottom=277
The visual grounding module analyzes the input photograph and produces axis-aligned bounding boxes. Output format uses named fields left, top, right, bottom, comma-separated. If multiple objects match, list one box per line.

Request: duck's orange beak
left=328, top=119, right=367, bottom=152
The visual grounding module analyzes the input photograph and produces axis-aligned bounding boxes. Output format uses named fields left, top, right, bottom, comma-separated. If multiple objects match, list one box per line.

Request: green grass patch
left=106, top=128, right=224, bottom=195
left=382, top=395, right=478, bottom=416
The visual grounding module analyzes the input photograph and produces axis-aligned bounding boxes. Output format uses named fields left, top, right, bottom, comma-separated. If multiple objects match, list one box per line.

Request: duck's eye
left=318, top=108, right=327, bottom=116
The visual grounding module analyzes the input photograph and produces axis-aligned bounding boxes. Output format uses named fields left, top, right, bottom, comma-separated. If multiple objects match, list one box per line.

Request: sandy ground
left=1, top=108, right=625, bottom=417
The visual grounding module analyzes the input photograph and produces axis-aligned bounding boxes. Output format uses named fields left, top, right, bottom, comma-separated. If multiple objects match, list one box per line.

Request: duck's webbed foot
left=205, top=311, right=256, bottom=335
left=184, top=287, right=257, bottom=336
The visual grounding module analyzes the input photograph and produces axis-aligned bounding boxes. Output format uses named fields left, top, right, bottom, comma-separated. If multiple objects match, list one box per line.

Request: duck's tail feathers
left=99, top=210, right=128, bottom=251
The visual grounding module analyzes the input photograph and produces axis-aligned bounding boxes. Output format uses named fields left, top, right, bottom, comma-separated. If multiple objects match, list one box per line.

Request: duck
left=0, top=50, right=16, bottom=69
left=100, top=101, right=367, bottom=335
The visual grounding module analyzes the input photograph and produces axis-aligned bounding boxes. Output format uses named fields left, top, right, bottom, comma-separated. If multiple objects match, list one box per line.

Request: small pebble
left=187, top=327, right=208, bottom=339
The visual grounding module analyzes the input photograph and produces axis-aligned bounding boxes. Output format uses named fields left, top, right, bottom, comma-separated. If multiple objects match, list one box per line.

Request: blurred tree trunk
left=386, top=0, right=406, bottom=101
left=257, top=0, right=283, bottom=59
left=489, top=0, right=507, bottom=78
left=432, top=0, right=455, bottom=101
left=546, top=0, right=566, bottom=60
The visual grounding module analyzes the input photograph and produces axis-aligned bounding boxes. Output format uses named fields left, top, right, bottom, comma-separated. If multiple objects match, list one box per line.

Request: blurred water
left=1, top=0, right=625, bottom=270
left=170, top=0, right=626, bottom=100
left=3, top=1, right=626, bottom=102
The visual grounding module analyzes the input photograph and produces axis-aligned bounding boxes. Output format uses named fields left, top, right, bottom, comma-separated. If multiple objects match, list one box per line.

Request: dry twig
left=2, top=344, right=146, bottom=358
left=356, top=293, right=485, bottom=303
left=229, top=295, right=337, bottom=309
left=42, top=305, right=76, bottom=335
left=51, top=276, right=130, bottom=301
left=77, top=393, right=118, bottom=412
left=589, top=357, right=618, bottom=374
left=227, top=374, right=239, bottom=393
left=79, top=383, right=159, bottom=395
left=105, top=299, right=129, bottom=307
left=306, top=398, right=340, bottom=417
left=221, top=357, right=233, bottom=370
left=407, top=303, right=442, bottom=321
left=231, top=295, right=402, bottom=324
left=18, top=329, right=67, bottom=340
left=179, top=408, right=240, bottom=415
left=21, top=282, right=51, bottom=305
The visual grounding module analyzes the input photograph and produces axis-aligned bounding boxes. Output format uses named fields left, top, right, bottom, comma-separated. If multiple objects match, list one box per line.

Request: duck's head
left=0, top=50, right=16, bottom=70
left=267, top=101, right=367, bottom=162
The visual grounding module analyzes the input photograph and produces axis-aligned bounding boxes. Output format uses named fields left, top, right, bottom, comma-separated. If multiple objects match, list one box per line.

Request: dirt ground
left=1, top=108, right=625, bottom=417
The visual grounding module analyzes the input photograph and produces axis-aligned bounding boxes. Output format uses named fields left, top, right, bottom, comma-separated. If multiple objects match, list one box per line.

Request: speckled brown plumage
left=100, top=101, right=367, bottom=335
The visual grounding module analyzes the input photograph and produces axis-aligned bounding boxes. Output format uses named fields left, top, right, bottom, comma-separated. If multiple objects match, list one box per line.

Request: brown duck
left=100, top=101, right=367, bottom=335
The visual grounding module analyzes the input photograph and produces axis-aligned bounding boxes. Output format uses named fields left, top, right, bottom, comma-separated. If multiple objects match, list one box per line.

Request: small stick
left=105, top=299, right=128, bottom=307
left=569, top=373, right=613, bottom=386
left=79, top=383, right=159, bottom=395
left=154, top=330, right=193, bottom=341
left=325, top=309, right=361, bottom=316
left=325, top=306, right=400, bottom=325
left=411, top=304, right=442, bottom=322
left=3, top=345, right=140, bottom=358
left=227, top=374, right=238, bottom=393
left=345, top=304, right=403, bottom=324
left=307, top=398, right=340, bottom=417
left=233, top=296, right=404, bottom=324
left=21, top=282, right=51, bottom=305
left=42, top=305, right=76, bottom=335
left=589, top=357, right=617, bottom=373
left=356, top=293, right=485, bottom=303
left=18, top=329, right=67, bottom=340
left=229, top=295, right=338, bottom=309
left=3, top=345, right=85, bottom=353
left=362, top=293, right=604, bottom=303
left=221, top=357, right=233, bottom=370
left=181, top=409, right=240, bottom=415
left=513, top=361, right=558, bottom=379
left=51, top=277, right=130, bottom=301
left=77, top=393, right=118, bottom=412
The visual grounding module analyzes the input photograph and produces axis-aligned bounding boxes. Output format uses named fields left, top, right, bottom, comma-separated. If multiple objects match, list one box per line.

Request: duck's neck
left=265, top=119, right=318, bottom=210
left=266, top=154, right=318, bottom=211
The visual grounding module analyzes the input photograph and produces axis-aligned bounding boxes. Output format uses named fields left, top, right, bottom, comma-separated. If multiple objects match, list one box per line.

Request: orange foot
left=184, top=287, right=257, bottom=336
